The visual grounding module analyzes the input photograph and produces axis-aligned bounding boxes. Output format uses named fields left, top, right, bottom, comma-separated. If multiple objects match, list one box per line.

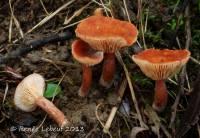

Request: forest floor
left=0, top=0, right=200, bottom=138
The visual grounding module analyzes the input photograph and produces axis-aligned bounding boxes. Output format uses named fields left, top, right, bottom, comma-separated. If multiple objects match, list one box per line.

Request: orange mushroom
left=76, top=15, right=138, bottom=88
left=72, top=39, right=103, bottom=97
left=132, top=49, right=190, bottom=112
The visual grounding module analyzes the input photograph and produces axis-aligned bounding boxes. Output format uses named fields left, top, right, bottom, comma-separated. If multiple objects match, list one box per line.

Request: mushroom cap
left=72, top=39, right=104, bottom=66
left=93, top=8, right=104, bottom=16
left=14, top=73, right=45, bottom=112
left=75, top=16, right=138, bottom=53
left=132, top=49, right=190, bottom=80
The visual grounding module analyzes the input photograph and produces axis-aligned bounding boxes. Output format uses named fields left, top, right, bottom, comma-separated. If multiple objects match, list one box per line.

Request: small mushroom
left=132, top=49, right=190, bottom=112
left=72, top=39, right=103, bottom=97
left=93, top=8, right=104, bottom=16
left=14, top=73, right=70, bottom=127
left=75, top=14, right=138, bottom=88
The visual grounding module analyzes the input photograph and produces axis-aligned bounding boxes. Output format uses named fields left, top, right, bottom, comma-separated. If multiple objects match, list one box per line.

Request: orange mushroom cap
left=132, top=49, right=190, bottom=80
left=75, top=16, right=138, bottom=53
left=72, top=39, right=103, bottom=66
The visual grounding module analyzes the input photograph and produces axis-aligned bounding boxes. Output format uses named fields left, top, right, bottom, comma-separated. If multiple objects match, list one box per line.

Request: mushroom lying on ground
left=72, top=39, right=103, bottom=97
left=75, top=14, right=138, bottom=88
left=132, top=49, right=190, bottom=112
left=14, top=73, right=70, bottom=127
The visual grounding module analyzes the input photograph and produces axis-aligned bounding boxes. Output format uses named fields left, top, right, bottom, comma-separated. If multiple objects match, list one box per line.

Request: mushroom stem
left=100, top=53, right=116, bottom=88
left=79, top=65, right=92, bottom=97
left=153, top=80, right=168, bottom=112
left=35, top=96, right=70, bottom=127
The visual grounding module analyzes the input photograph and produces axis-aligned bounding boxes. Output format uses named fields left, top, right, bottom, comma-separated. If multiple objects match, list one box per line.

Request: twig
left=8, top=15, right=13, bottom=43
left=122, top=0, right=144, bottom=50
left=160, top=123, right=172, bottom=138
left=144, top=8, right=149, bottom=33
left=103, top=77, right=127, bottom=133
left=99, top=0, right=110, bottom=17
left=58, top=20, right=83, bottom=32
left=0, top=31, right=73, bottom=64
left=176, top=71, right=200, bottom=137
left=137, top=0, right=147, bottom=49
left=120, top=0, right=147, bottom=128
left=198, top=124, right=200, bottom=138
left=41, top=57, right=64, bottom=75
left=41, top=57, right=80, bottom=68
left=176, top=37, right=181, bottom=49
left=185, top=70, right=191, bottom=92
left=2, top=83, right=8, bottom=104
left=28, top=115, right=47, bottom=138
left=190, top=57, right=200, bottom=66
left=169, top=4, right=191, bottom=128
left=85, top=124, right=98, bottom=138
left=0, top=82, right=9, bottom=124
left=0, top=114, right=5, bottom=123
left=40, top=0, right=50, bottom=15
left=26, top=0, right=76, bottom=34
left=95, top=103, right=105, bottom=128
left=115, top=51, right=148, bottom=129
left=123, top=0, right=131, bottom=22
left=168, top=78, right=190, bottom=92
left=63, top=1, right=93, bottom=25
left=103, top=107, right=118, bottom=133
left=95, top=103, right=113, bottom=138
left=175, top=36, right=191, bottom=92
left=184, top=7, right=191, bottom=50
left=11, top=0, right=76, bottom=44
left=41, top=57, right=75, bottom=85
left=169, top=0, right=189, bottom=46
left=9, top=0, right=24, bottom=38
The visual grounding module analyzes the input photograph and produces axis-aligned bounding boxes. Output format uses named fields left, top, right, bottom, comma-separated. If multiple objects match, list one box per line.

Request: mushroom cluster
left=132, top=49, right=190, bottom=112
left=72, top=9, right=138, bottom=96
left=71, top=8, right=191, bottom=113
